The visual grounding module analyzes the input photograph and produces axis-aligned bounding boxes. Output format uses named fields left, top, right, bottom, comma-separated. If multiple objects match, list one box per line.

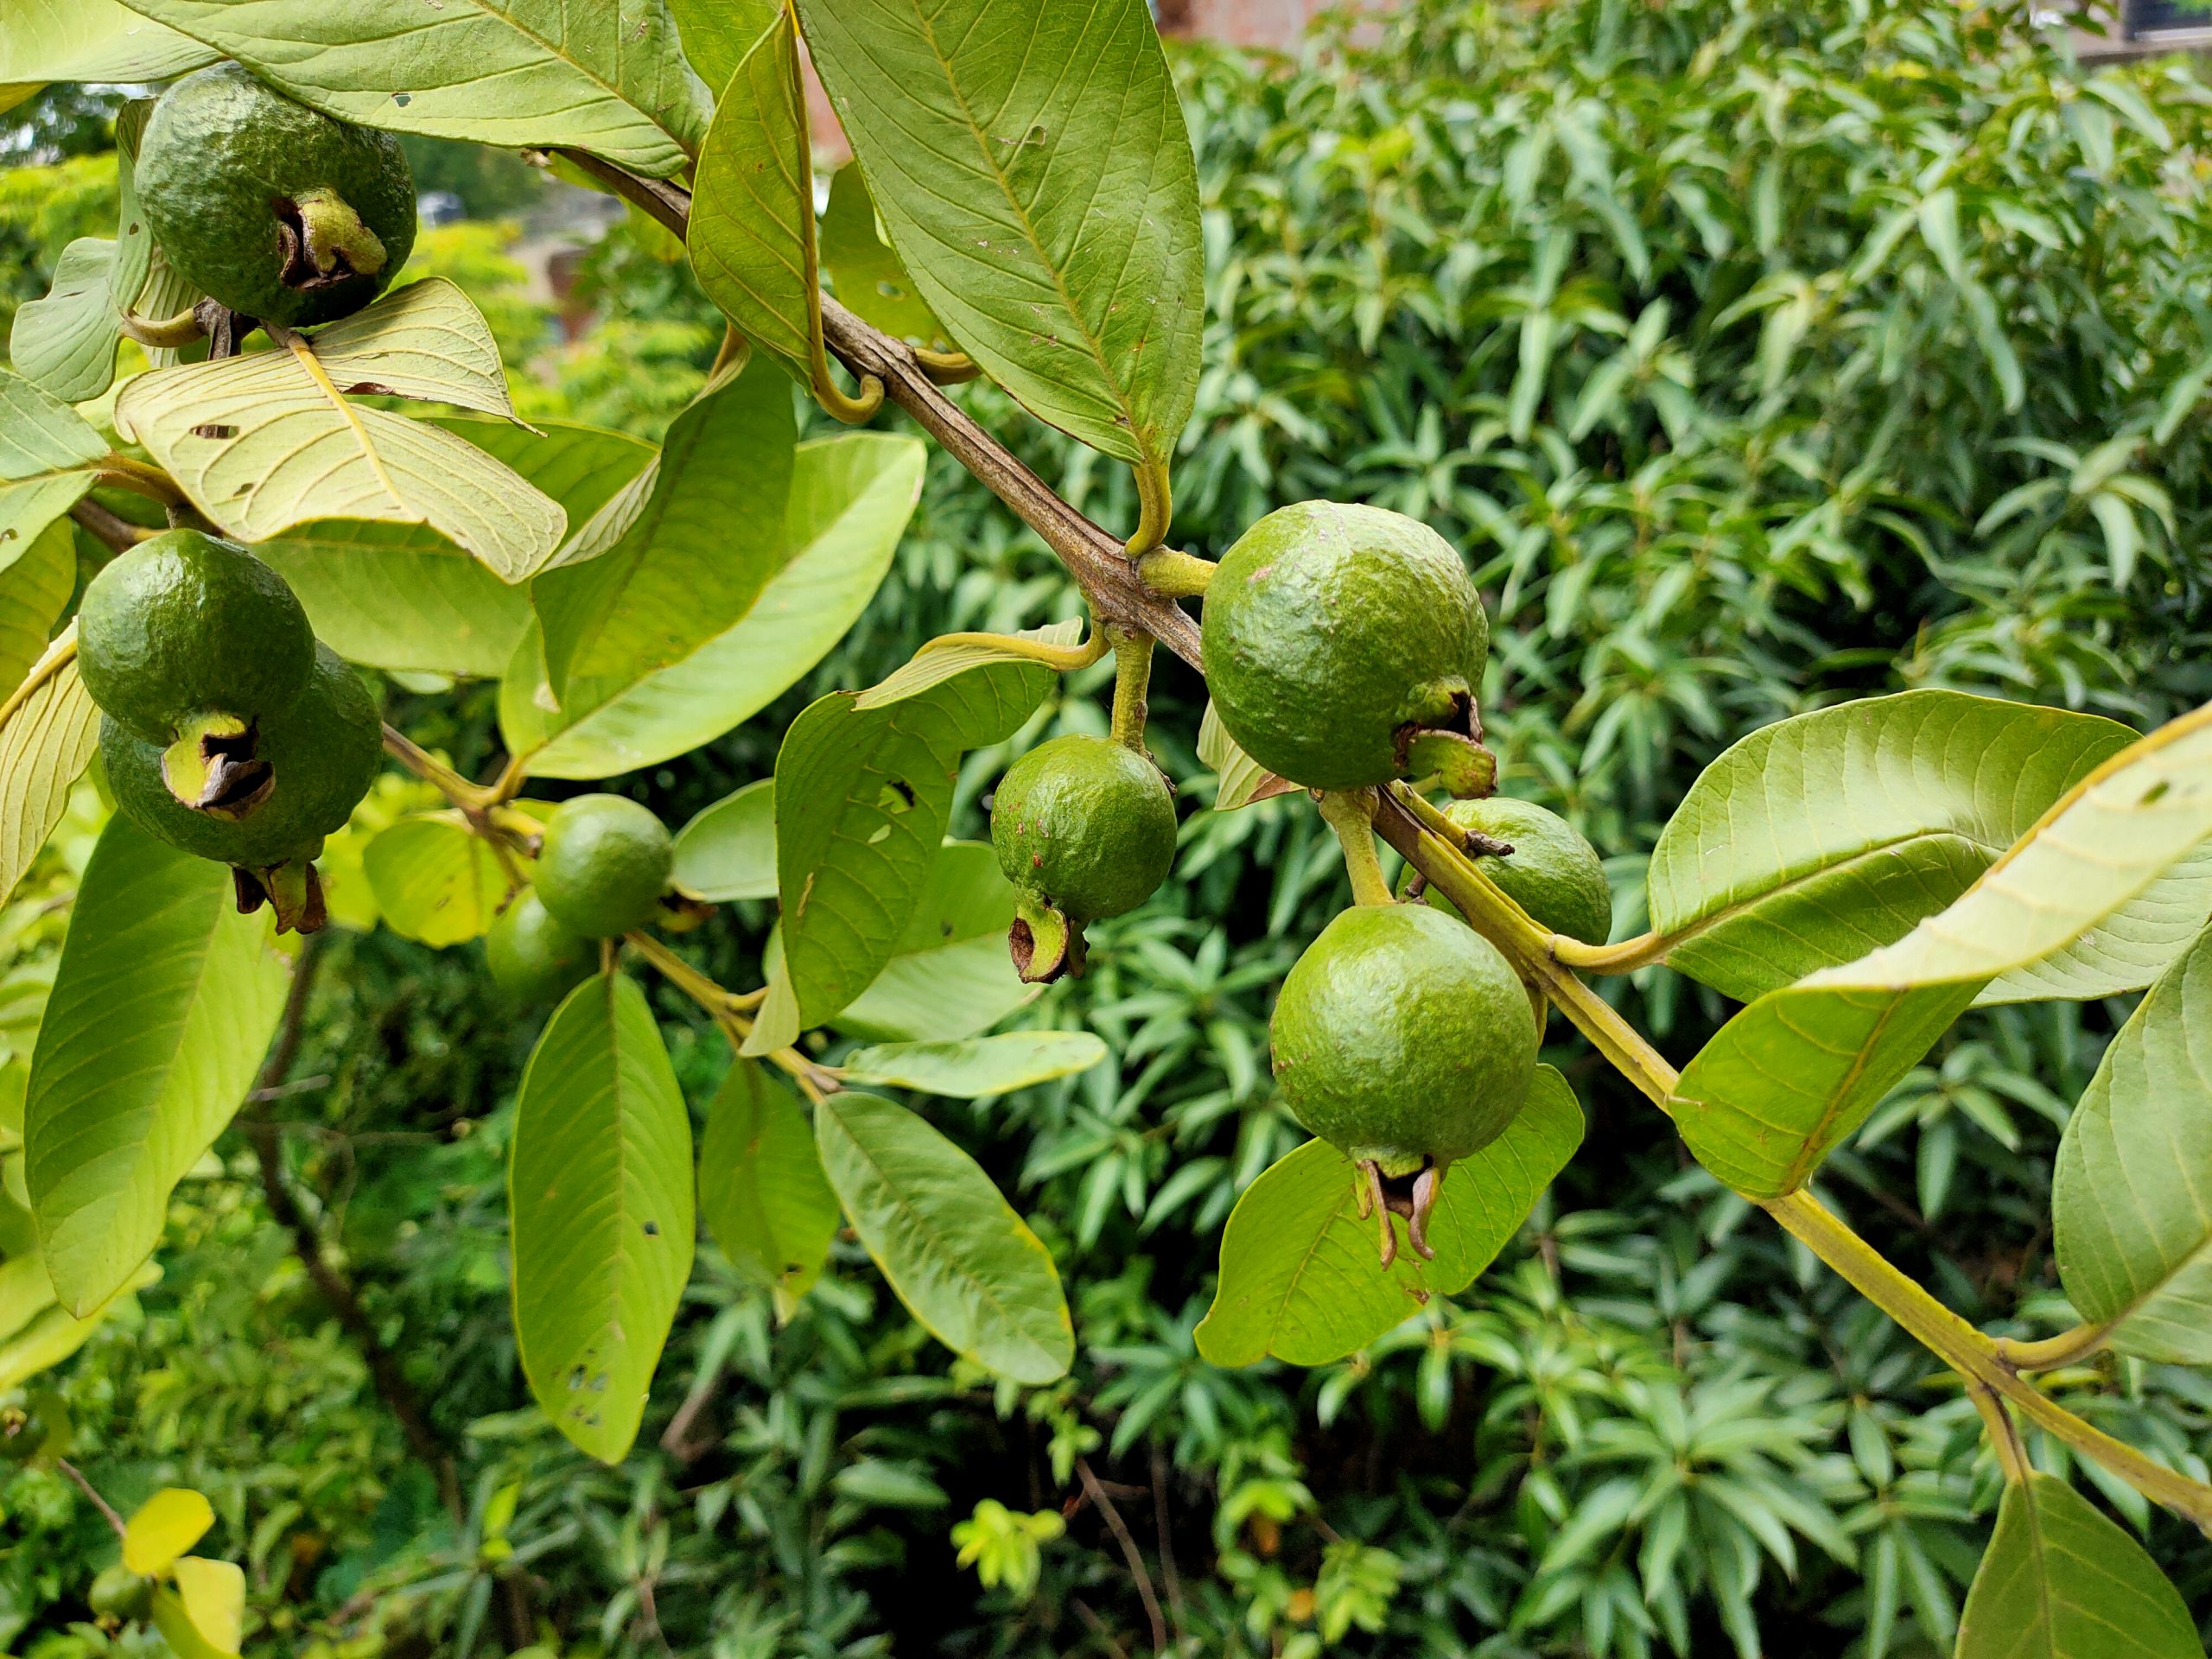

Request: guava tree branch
left=551, top=149, right=1204, bottom=669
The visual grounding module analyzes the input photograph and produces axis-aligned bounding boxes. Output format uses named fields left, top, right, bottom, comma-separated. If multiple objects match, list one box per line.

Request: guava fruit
left=534, top=795, right=673, bottom=938
left=136, top=62, right=416, bottom=328
left=76, top=529, right=315, bottom=746
left=486, top=890, right=596, bottom=1003
left=1270, top=902, right=1537, bottom=1259
left=1403, top=797, right=1612, bottom=945
left=1201, top=500, right=1491, bottom=791
left=990, top=734, right=1178, bottom=983
left=87, top=1566, right=154, bottom=1623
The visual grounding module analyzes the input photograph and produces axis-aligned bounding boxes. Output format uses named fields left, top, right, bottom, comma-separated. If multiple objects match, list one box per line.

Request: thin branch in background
left=1077, top=1459, right=1168, bottom=1655
left=1149, top=1446, right=1189, bottom=1649
left=56, top=1458, right=126, bottom=1537
left=1070, top=1597, right=1135, bottom=1659
left=68, top=499, right=154, bottom=553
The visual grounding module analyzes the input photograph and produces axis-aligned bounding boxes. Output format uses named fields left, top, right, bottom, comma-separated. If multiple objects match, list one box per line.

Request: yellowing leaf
left=122, top=1486, right=213, bottom=1575
left=171, top=1556, right=244, bottom=1656
left=0, top=631, right=98, bottom=906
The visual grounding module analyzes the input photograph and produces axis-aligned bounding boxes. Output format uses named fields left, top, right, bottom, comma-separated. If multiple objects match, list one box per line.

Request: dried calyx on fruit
left=1269, top=902, right=1538, bottom=1263
left=990, top=733, right=1177, bottom=982
left=1202, top=500, right=1495, bottom=795
left=79, top=531, right=378, bottom=933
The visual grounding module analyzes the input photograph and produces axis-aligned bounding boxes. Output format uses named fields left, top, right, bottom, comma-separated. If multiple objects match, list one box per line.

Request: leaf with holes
left=795, top=0, right=1203, bottom=470
left=510, top=972, right=694, bottom=1463
left=112, top=279, right=565, bottom=579
left=673, top=778, right=776, bottom=902
left=0, top=632, right=99, bottom=905
left=24, top=814, right=289, bottom=1314
left=814, top=1090, right=1071, bottom=1383
left=117, top=0, right=709, bottom=177
left=840, top=1032, right=1106, bottom=1097
left=1672, top=698, right=2212, bottom=1198
left=1196, top=1066, right=1583, bottom=1367
left=1955, top=1472, right=2199, bottom=1659
left=697, top=1058, right=836, bottom=1319
left=504, top=432, right=921, bottom=779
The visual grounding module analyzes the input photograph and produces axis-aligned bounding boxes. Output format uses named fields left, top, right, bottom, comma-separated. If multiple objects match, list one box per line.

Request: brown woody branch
left=552, top=149, right=1205, bottom=671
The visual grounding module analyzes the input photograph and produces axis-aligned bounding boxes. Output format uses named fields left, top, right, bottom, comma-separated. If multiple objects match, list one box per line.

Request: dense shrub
left=6, top=2, right=2212, bottom=1655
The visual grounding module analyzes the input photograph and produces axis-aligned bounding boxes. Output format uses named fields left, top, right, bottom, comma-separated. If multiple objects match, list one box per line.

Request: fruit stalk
left=1317, top=789, right=1395, bottom=907
left=1109, top=628, right=1154, bottom=749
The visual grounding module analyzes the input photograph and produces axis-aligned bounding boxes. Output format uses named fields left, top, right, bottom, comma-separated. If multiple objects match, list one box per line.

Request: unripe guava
left=486, top=890, right=596, bottom=1003
left=535, top=795, right=673, bottom=938
left=87, top=1565, right=154, bottom=1622
left=77, top=530, right=315, bottom=746
left=1201, top=501, right=1490, bottom=791
left=1403, top=797, right=1612, bottom=945
left=992, top=734, right=1177, bottom=921
left=1270, top=903, right=1536, bottom=1175
left=137, top=63, right=416, bottom=328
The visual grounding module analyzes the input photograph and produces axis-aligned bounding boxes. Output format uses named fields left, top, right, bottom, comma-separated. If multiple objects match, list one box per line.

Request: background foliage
left=6, top=0, right=2212, bottom=1653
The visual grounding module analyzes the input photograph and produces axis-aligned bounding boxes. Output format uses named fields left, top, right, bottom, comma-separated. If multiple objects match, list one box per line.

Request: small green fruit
left=103, top=643, right=381, bottom=872
left=87, top=1565, right=155, bottom=1622
left=137, top=63, right=416, bottom=328
left=77, top=529, right=315, bottom=744
left=486, top=891, right=596, bottom=1003
left=1271, top=903, right=1537, bottom=1175
left=1404, top=797, right=1612, bottom=945
left=1202, top=501, right=1491, bottom=791
left=535, top=795, right=673, bottom=938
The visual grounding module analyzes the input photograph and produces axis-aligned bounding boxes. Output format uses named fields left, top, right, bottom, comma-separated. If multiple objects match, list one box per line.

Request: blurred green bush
left=5, top=0, right=2212, bottom=1654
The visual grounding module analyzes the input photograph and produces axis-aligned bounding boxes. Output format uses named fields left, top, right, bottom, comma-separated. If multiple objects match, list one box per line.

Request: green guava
left=486, top=890, right=597, bottom=1003
left=1403, top=797, right=1613, bottom=945
left=87, top=1565, right=154, bottom=1623
left=989, top=734, right=1178, bottom=983
left=1271, top=903, right=1536, bottom=1252
left=76, top=529, right=315, bottom=746
left=102, top=643, right=381, bottom=871
left=136, top=62, right=416, bottom=328
left=534, top=795, right=673, bottom=938
left=1201, top=500, right=1491, bottom=791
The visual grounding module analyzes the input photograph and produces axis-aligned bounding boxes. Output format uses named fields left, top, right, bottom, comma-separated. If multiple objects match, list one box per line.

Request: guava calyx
left=1356, top=1157, right=1448, bottom=1267
left=233, top=855, right=327, bottom=937
left=278, top=185, right=388, bottom=289
left=1400, top=715, right=1497, bottom=800
left=1009, top=888, right=1087, bottom=984
left=161, top=712, right=274, bottom=817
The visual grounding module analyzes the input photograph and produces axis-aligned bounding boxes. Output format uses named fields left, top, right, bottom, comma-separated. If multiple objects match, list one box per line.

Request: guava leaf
left=841, top=1032, right=1106, bottom=1097
left=1955, top=1472, right=2200, bottom=1659
left=686, top=10, right=817, bottom=366
left=24, top=813, right=289, bottom=1315
left=769, top=655, right=1052, bottom=1034
left=112, top=279, right=566, bottom=579
left=666, top=0, right=779, bottom=92
left=122, top=1487, right=213, bottom=1576
left=673, top=778, right=776, bottom=902
left=794, top=0, right=1204, bottom=470
left=0, top=632, right=99, bottom=905
left=0, top=476, right=95, bottom=580
left=257, top=420, right=652, bottom=678
left=1198, top=701, right=1296, bottom=811
left=0, top=522, right=76, bottom=702
left=0, top=1259, right=157, bottom=1392
left=855, top=620, right=1084, bottom=710
left=0, top=1, right=213, bottom=114
left=169, top=1557, right=244, bottom=1656
left=2053, top=925, right=2212, bottom=1363
left=504, top=431, right=921, bottom=779
left=697, top=1058, right=836, bottom=1318
left=1649, top=690, right=2150, bottom=1003
left=1673, top=697, right=2212, bottom=1198
left=0, top=369, right=106, bottom=480
left=534, top=353, right=796, bottom=696
left=1195, top=1066, right=1584, bottom=1368
left=363, top=815, right=513, bottom=948
left=819, top=165, right=953, bottom=353
left=115, top=0, right=709, bottom=178
left=813, top=1090, right=1071, bottom=1384
left=510, top=972, right=694, bottom=1464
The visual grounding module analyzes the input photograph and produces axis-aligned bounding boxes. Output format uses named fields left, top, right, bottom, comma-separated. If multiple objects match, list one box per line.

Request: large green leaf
left=504, top=432, right=921, bottom=779
left=0, top=475, right=95, bottom=573
left=257, top=421, right=652, bottom=677
left=0, top=2, right=213, bottom=112
left=0, top=522, right=75, bottom=701
left=112, top=279, right=565, bottom=579
left=534, top=355, right=795, bottom=696
left=2052, top=926, right=2212, bottom=1364
left=362, top=815, right=512, bottom=948
left=1649, top=691, right=2142, bottom=1004
left=813, top=1090, right=1071, bottom=1383
left=0, top=370, right=106, bottom=480
left=665, top=0, right=778, bottom=92
left=1672, top=698, right=2212, bottom=1198
left=767, top=655, right=1052, bottom=1035
left=117, top=0, right=710, bottom=177
left=0, top=633, right=99, bottom=904
left=0, top=1259, right=157, bottom=1392
left=672, top=778, right=775, bottom=902
left=696, top=1058, right=836, bottom=1319
left=1955, top=1473, right=2200, bottom=1659
left=8, top=102, right=156, bottom=404
left=819, top=165, right=952, bottom=354
left=1195, top=1067, right=1584, bottom=1368
left=686, top=10, right=816, bottom=367
left=509, top=972, right=695, bottom=1463
left=794, top=0, right=1203, bottom=471
left=23, top=814, right=289, bottom=1314
left=841, top=1032, right=1106, bottom=1098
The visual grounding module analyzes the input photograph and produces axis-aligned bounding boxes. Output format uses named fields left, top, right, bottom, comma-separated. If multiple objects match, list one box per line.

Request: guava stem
left=1968, top=1381, right=2030, bottom=1484
left=117, top=305, right=206, bottom=349
left=1135, top=547, right=1216, bottom=599
left=1109, top=628, right=1154, bottom=749
left=912, top=346, right=978, bottom=383
left=1124, top=457, right=1173, bottom=558
left=1318, top=789, right=1395, bottom=907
